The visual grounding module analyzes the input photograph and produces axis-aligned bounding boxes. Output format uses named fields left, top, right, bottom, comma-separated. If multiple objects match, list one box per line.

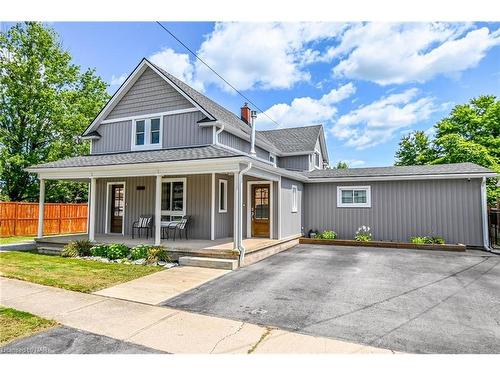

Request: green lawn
left=0, top=236, right=35, bottom=245
left=0, top=306, right=58, bottom=346
left=0, top=251, right=162, bottom=293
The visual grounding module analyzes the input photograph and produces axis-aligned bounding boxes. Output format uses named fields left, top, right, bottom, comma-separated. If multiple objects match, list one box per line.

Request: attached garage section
left=303, top=178, right=485, bottom=247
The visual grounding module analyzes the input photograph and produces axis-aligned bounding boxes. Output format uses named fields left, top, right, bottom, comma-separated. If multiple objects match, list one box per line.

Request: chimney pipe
left=241, top=103, right=251, bottom=125
left=250, top=110, right=257, bottom=157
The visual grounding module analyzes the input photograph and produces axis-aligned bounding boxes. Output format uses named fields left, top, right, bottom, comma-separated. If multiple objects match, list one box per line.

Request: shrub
left=319, top=230, right=337, bottom=240
left=410, top=236, right=445, bottom=245
left=106, top=244, right=130, bottom=260
left=354, top=225, right=372, bottom=242
left=90, top=244, right=109, bottom=258
left=146, top=246, right=171, bottom=264
left=61, top=240, right=94, bottom=257
left=61, top=241, right=79, bottom=257
left=130, top=244, right=150, bottom=260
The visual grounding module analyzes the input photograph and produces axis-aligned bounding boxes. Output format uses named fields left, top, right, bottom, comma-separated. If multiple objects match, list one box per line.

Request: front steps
left=242, top=236, right=300, bottom=267
left=35, top=239, right=66, bottom=255
left=179, top=256, right=238, bottom=270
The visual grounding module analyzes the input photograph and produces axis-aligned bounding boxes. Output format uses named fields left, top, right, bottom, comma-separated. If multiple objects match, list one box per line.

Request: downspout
left=480, top=177, right=492, bottom=252
left=238, top=162, right=252, bottom=265
left=215, top=123, right=225, bottom=145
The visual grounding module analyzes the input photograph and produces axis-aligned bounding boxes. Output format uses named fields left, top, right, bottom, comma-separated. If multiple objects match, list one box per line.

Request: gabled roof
left=27, top=145, right=240, bottom=170
left=258, top=124, right=329, bottom=162
left=303, top=162, right=495, bottom=179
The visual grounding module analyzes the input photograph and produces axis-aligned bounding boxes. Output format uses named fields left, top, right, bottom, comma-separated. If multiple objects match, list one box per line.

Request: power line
left=155, top=21, right=282, bottom=128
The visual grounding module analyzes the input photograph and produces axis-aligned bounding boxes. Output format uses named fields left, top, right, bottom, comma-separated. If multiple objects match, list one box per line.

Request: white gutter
left=214, top=122, right=225, bottom=145
left=481, top=177, right=492, bottom=251
left=238, top=162, right=252, bottom=265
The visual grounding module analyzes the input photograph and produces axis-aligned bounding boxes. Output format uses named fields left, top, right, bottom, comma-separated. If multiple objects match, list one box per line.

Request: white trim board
left=101, top=108, right=199, bottom=125
left=105, top=181, right=126, bottom=235
left=218, top=178, right=228, bottom=213
left=246, top=180, right=273, bottom=240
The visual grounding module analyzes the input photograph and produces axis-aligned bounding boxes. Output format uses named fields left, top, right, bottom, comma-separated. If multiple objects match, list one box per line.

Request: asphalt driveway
left=164, top=245, right=500, bottom=354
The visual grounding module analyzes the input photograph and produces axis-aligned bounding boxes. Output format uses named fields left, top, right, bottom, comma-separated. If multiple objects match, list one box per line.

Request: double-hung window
left=219, top=179, right=227, bottom=213
left=132, top=117, right=162, bottom=150
left=161, top=178, right=186, bottom=221
left=337, top=186, right=371, bottom=208
left=314, top=152, right=321, bottom=169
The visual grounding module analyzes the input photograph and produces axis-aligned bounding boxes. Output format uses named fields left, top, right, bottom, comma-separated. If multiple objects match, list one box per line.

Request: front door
left=110, top=184, right=124, bottom=233
left=251, top=184, right=270, bottom=238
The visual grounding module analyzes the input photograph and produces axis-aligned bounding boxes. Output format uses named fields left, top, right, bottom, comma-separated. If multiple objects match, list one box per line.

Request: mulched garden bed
left=299, top=237, right=466, bottom=252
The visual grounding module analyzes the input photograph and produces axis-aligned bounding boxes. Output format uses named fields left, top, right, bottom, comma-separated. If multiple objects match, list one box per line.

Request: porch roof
left=27, top=145, right=240, bottom=170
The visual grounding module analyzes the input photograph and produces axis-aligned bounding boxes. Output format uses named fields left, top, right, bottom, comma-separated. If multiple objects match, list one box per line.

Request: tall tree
left=395, top=95, right=500, bottom=204
left=0, top=22, right=109, bottom=202
left=394, top=130, right=436, bottom=166
left=336, top=161, right=349, bottom=169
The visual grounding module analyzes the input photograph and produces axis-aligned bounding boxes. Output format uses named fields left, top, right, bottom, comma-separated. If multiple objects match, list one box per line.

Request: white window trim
left=161, top=177, right=187, bottom=218
left=218, top=179, right=228, bottom=213
left=269, top=153, right=277, bottom=167
left=337, top=185, right=371, bottom=208
left=314, top=151, right=321, bottom=169
left=131, top=116, right=163, bottom=151
left=246, top=180, right=273, bottom=240
left=105, top=181, right=126, bottom=235
left=291, top=185, right=298, bottom=213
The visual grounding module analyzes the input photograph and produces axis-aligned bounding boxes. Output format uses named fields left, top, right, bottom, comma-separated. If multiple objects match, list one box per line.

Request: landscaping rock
left=134, top=259, right=146, bottom=265
left=164, top=262, right=177, bottom=269
left=157, top=261, right=166, bottom=266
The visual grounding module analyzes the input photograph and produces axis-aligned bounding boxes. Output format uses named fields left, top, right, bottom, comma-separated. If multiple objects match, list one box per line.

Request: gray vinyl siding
left=303, top=179, right=484, bottom=246
left=92, top=120, right=132, bottom=154
left=278, top=155, right=310, bottom=171
left=214, top=174, right=234, bottom=239
left=105, top=67, right=194, bottom=120
left=280, top=177, right=303, bottom=238
left=94, top=174, right=211, bottom=239
left=219, top=131, right=270, bottom=160
left=163, top=111, right=213, bottom=148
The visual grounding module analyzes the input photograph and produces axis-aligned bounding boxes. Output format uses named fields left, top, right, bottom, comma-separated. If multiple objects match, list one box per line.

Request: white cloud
left=195, top=22, right=345, bottom=91
left=331, top=88, right=439, bottom=149
left=323, top=23, right=500, bottom=85
left=110, top=73, right=127, bottom=86
left=148, top=47, right=203, bottom=91
left=256, top=83, right=356, bottom=129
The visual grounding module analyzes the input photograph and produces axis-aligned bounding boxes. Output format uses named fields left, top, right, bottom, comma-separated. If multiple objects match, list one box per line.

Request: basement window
left=337, top=186, right=371, bottom=208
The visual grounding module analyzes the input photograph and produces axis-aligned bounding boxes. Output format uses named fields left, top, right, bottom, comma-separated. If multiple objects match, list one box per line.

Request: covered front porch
left=30, top=155, right=289, bottom=264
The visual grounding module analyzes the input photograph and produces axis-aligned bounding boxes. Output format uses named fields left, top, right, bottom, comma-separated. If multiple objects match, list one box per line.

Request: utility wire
left=155, top=21, right=282, bottom=128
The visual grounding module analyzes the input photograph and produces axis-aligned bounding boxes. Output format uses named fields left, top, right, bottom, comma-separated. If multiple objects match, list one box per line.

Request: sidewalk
left=0, top=277, right=396, bottom=354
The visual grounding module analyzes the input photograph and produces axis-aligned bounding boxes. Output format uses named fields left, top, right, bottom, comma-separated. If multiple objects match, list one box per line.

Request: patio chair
left=131, top=215, right=153, bottom=239
left=165, top=216, right=190, bottom=241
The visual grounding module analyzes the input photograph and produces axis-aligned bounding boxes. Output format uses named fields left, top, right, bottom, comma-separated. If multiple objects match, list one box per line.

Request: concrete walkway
left=0, top=277, right=396, bottom=354
left=94, top=266, right=229, bottom=305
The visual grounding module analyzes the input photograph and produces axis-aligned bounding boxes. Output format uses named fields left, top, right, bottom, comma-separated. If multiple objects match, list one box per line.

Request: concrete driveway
left=164, top=245, right=500, bottom=354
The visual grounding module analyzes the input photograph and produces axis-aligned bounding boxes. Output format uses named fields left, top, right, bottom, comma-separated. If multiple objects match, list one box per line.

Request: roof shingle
left=258, top=125, right=323, bottom=153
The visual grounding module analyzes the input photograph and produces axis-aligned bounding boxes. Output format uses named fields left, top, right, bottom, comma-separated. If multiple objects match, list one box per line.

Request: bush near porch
left=0, top=251, right=162, bottom=293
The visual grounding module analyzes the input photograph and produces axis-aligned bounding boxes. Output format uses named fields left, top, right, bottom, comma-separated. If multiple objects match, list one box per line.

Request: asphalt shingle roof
left=29, top=145, right=240, bottom=169
left=258, top=125, right=323, bottom=153
left=303, top=162, right=495, bottom=179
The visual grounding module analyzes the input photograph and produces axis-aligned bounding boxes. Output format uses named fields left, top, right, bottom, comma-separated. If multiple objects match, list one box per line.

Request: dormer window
left=132, top=117, right=162, bottom=150
left=314, top=151, right=321, bottom=169
left=269, top=153, right=276, bottom=166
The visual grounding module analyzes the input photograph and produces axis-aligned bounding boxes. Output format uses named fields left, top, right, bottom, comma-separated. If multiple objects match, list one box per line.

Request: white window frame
left=161, top=177, right=187, bottom=218
left=218, top=179, right=228, bottom=213
left=314, top=151, right=321, bottom=169
left=131, top=116, right=163, bottom=151
left=269, top=153, right=277, bottom=166
left=291, top=185, right=298, bottom=213
left=105, top=181, right=126, bottom=235
left=337, top=186, right=371, bottom=208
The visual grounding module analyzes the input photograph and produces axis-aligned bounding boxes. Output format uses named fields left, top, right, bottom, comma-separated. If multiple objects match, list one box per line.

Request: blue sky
left=3, top=21, right=500, bottom=167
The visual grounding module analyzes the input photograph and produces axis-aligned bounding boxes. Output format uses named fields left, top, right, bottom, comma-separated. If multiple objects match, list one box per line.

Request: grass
left=0, top=306, right=58, bottom=346
left=0, top=236, right=35, bottom=245
left=0, top=251, right=162, bottom=293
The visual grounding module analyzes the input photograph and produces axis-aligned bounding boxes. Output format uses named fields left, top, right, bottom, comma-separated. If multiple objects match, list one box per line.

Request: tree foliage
left=336, top=161, right=349, bottom=169
left=0, top=22, right=109, bottom=202
left=395, top=95, right=500, bottom=204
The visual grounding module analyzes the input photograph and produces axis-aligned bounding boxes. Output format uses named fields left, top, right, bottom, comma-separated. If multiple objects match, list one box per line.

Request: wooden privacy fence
left=0, top=202, right=88, bottom=237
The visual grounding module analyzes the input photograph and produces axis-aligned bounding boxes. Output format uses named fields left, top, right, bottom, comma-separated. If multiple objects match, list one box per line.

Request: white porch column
left=89, top=177, right=96, bottom=242
left=481, top=177, right=490, bottom=250
left=211, top=173, right=215, bottom=241
left=155, top=174, right=162, bottom=246
left=37, top=178, right=45, bottom=238
left=233, top=171, right=239, bottom=250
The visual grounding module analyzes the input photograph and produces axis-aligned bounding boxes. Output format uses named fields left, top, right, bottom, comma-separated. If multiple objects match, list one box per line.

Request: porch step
left=179, top=256, right=238, bottom=270
left=37, top=246, right=63, bottom=255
